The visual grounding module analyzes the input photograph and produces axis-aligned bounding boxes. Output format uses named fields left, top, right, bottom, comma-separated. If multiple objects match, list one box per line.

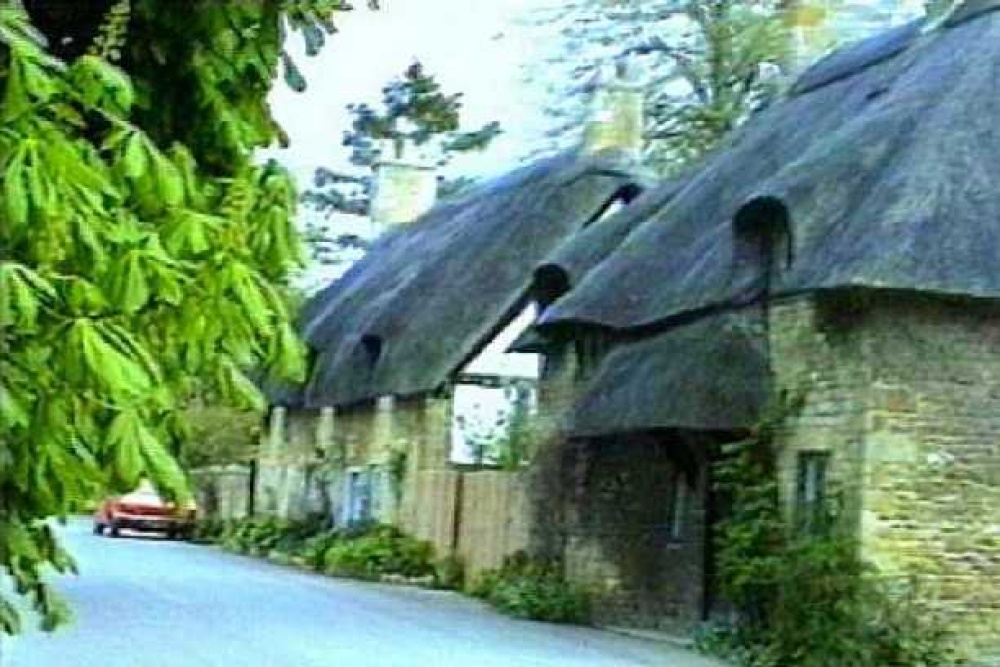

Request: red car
left=93, top=481, right=197, bottom=539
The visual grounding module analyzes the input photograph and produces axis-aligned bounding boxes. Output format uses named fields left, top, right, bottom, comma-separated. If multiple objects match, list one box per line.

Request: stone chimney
left=783, top=1, right=836, bottom=74
left=783, top=1, right=928, bottom=75
left=582, top=59, right=645, bottom=159
left=369, top=138, right=437, bottom=229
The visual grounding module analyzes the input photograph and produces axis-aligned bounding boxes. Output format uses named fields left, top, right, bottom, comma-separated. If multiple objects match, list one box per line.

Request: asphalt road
left=5, top=519, right=724, bottom=667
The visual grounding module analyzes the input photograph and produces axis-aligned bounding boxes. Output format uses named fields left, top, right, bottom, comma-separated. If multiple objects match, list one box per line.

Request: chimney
left=582, top=59, right=645, bottom=159
left=369, top=138, right=437, bottom=229
left=783, top=1, right=836, bottom=75
left=783, top=1, right=930, bottom=77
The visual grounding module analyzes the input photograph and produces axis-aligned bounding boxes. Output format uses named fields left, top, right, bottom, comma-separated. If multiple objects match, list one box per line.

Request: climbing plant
left=0, top=0, right=371, bottom=634
left=702, top=392, right=965, bottom=666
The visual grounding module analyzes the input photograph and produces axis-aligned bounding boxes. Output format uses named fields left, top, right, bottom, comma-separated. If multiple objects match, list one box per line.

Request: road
left=6, top=519, right=724, bottom=667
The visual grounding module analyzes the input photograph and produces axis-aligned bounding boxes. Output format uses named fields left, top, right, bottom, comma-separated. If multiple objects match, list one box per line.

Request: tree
left=300, top=61, right=501, bottom=223
left=520, top=1, right=928, bottom=175
left=179, top=406, right=264, bottom=470
left=519, top=1, right=790, bottom=175
left=0, top=0, right=370, bottom=634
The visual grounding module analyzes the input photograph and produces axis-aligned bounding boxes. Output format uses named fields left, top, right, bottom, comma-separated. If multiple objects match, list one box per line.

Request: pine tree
left=301, top=61, right=501, bottom=221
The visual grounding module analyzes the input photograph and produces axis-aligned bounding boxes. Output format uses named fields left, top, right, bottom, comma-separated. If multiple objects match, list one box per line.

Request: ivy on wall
left=702, top=391, right=965, bottom=666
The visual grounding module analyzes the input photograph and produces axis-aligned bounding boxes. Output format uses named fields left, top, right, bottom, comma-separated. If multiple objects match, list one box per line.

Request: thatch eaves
left=566, top=314, right=770, bottom=438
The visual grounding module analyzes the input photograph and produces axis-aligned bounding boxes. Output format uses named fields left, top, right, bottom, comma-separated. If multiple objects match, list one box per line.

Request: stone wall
left=191, top=465, right=252, bottom=520
left=256, top=394, right=455, bottom=525
left=256, top=391, right=538, bottom=576
left=768, top=296, right=870, bottom=525
left=561, top=434, right=709, bottom=632
left=770, top=292, right=1000, bottom=659
left=254, top=406, right=332, bottom=519
left=533, top=343, right=712, bottom=630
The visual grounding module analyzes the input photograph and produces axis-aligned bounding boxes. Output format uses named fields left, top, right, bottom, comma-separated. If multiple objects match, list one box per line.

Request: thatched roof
left=543, top=7, right=1000, bottom=331
left=567, top=314, right=769, bottom=437
left=283, top=151, right=643, bottom=407
left=536, top=177, right=689, bottom=293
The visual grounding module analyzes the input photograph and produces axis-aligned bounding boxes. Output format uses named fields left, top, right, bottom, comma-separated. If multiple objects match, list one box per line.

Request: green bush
left=470, top=551, right=591, bottom=624
left=200, top=516, right=443, bottom=587
left=322, top=525, right=435, bottom=580
left=192, top=517, right=229, bottom=544
left=434, top=555, right=465, bottom=590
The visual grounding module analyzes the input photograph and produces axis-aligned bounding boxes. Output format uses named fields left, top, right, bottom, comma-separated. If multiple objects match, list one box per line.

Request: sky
left=261, top=0, right=556, bottom=189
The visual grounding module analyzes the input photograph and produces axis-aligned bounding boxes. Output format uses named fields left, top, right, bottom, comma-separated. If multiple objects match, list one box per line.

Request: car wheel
left=107, top=521, right=121, bottom=538
left=93, top=522, right=105, bottom=536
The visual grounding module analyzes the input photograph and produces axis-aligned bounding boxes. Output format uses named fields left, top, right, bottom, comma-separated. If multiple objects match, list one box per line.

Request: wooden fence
left=402, top=469, right=530, bottom=576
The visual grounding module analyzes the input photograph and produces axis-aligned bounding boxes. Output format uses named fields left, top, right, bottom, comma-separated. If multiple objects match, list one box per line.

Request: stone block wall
left=191, top=465, right=252, bottom=520
left=857, top=295, right=1000, bottom=657
left=256, top=386, right=573, bottom=588
left=562, top=434, right=708, bottom=632
left=256, top=394, right=455, bottom=524
left=770, top=292, right=1000, bottom=659
left=768, top=296, right=871, bottom=523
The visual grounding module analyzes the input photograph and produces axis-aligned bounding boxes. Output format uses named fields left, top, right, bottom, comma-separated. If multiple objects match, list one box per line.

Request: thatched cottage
left=527, top=0, right=1000, bottom=654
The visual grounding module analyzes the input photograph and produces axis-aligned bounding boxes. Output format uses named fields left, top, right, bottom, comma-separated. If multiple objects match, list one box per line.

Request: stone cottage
left=527, top=0, right=1000, bottom=655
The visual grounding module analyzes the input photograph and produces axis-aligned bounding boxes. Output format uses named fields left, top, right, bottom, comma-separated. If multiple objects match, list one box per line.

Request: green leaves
left=0, top=263, right=57, bottom=329
left=108, top=128, right=185, bottom=209
left=105, top=238, right=187, bottom=313
left=1, top=0, right=314, bottom=638
left=62, top=319, right=158, bottom=400
left=1, top=43, right=61, bottom=121
left=162, top=211, right=221, bottom=257
left=107, top=409, right=187, bottom=494
left=68, top=55, right=134, bottom=116
left=2, top=142, right=30, bottom=230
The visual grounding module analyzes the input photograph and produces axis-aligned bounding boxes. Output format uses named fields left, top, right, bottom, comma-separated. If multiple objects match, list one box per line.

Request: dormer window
left=361, top=334, right=382, bottom=369
left=589, top=183, right=644, bottom=226
left=732, top=196, right=792, bottom=303
left=533, top=264, right=571, bottom=310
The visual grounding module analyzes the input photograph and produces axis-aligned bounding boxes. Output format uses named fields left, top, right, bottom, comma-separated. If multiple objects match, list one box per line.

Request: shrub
left=322, top=525, right=435, bottom=580
left=470, top=551, right=591, bottom=624
left=434, top=555, right=465, bottom=590
left=192, top=517, right=229, bottom=544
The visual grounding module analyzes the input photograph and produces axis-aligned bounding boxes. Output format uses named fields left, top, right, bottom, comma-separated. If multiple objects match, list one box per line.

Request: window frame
left=795, top=450, right=831, bottom=533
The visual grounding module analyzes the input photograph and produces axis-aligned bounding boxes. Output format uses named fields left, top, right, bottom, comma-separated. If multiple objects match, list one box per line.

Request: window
left=668, top=472, right=688, bottom=540
left=588, top=183, right=643, bottom=226
left=343, top=469, right=372, bottom=525
left=574, top=331, right=612, bottom=380
left=361, top=334, right=382, bottom=369
left=732, top=196, right=792, bottom=304
left=533, top=264, right=570, bottom=310
left=796, top=451, right=830, bottom=533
